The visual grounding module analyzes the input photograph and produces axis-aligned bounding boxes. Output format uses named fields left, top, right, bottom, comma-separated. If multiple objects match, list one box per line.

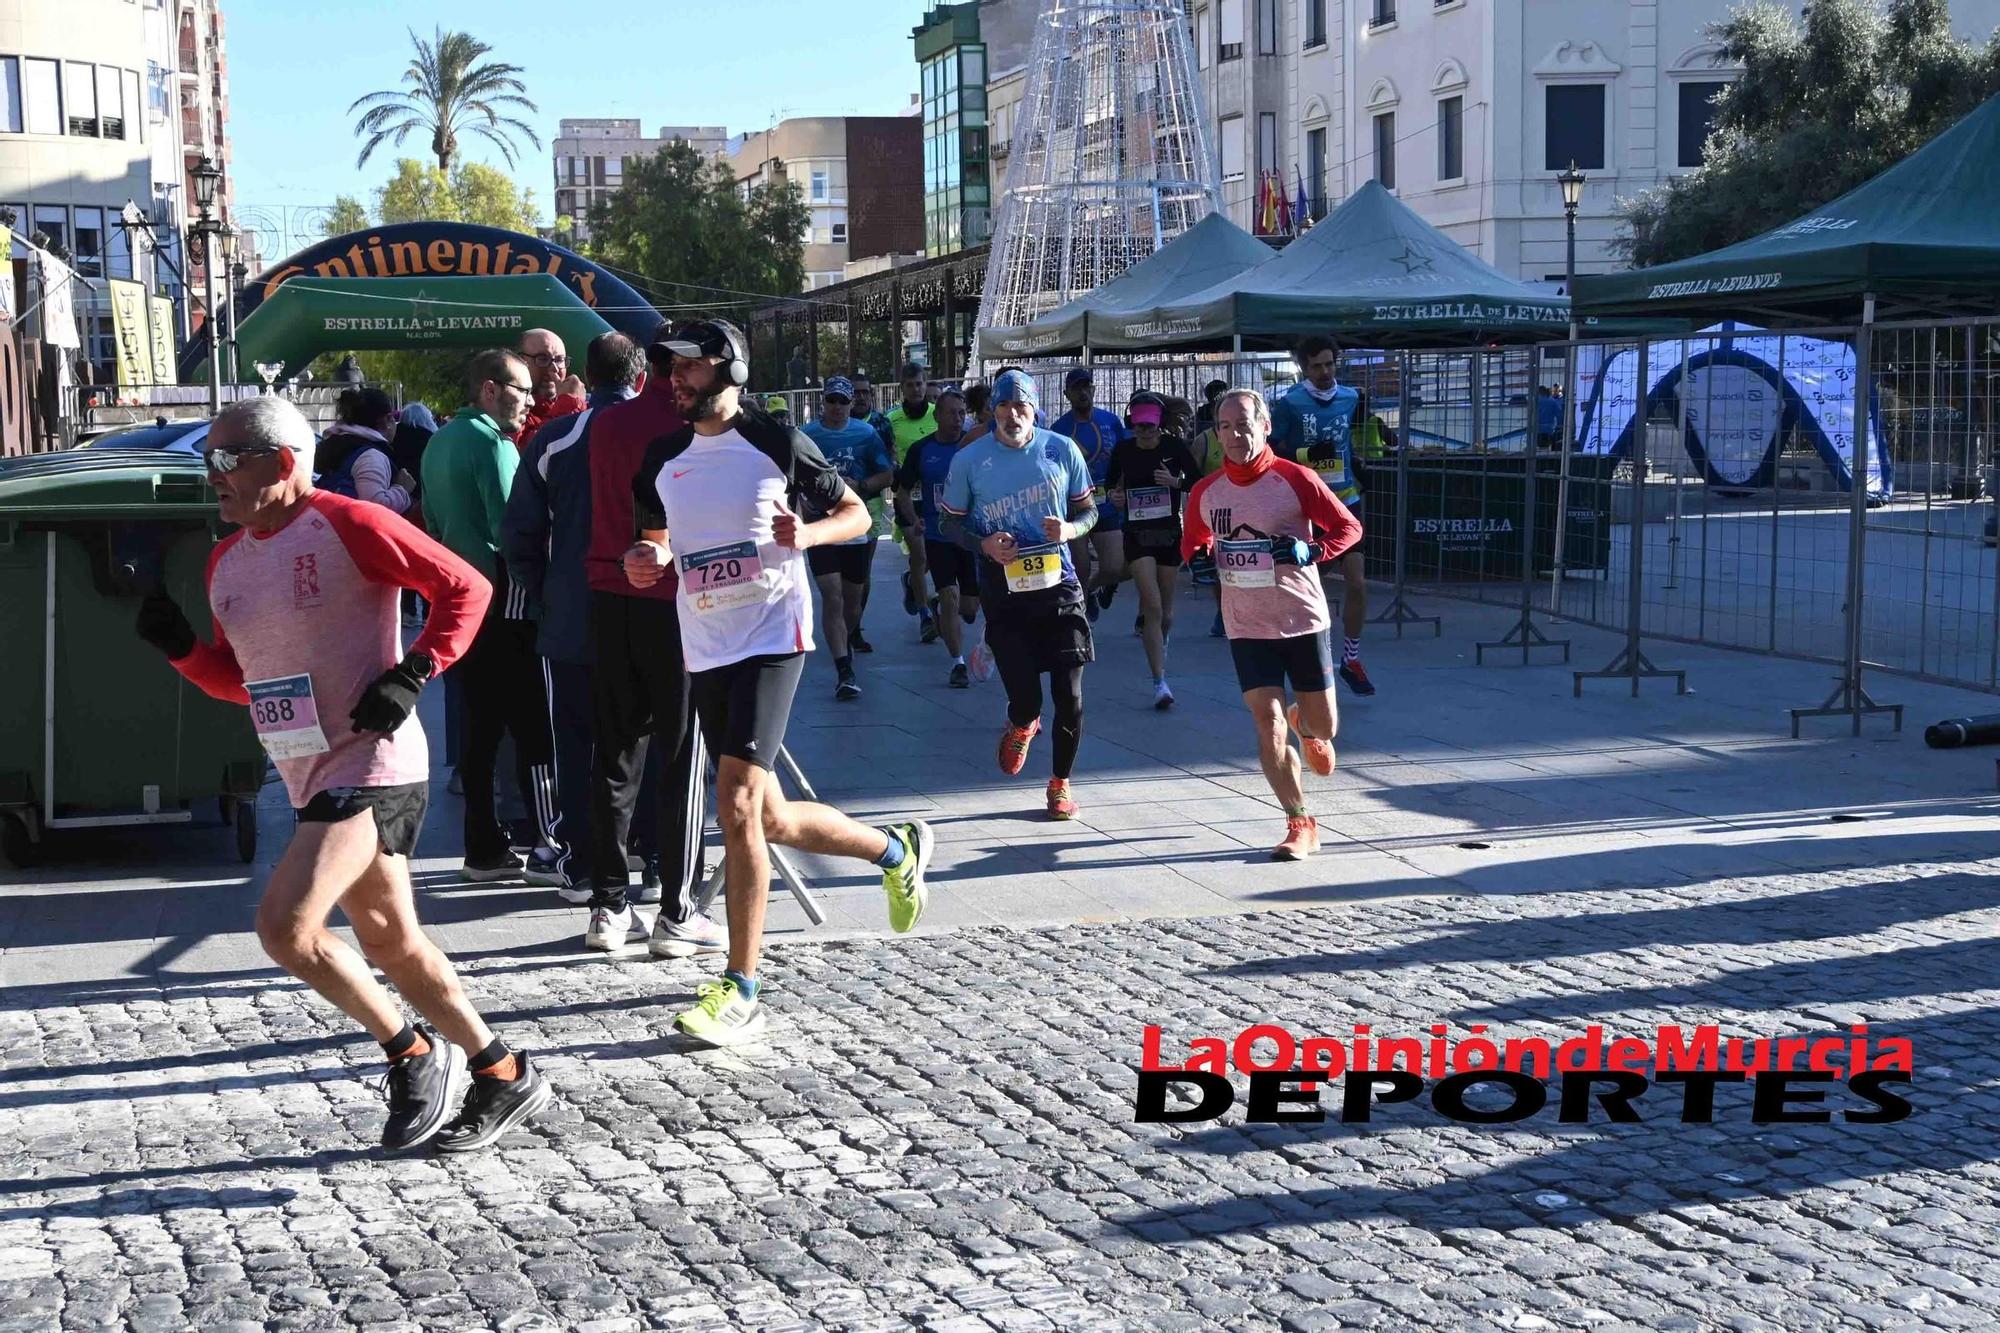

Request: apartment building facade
left=551, top=119, right=728, bottom=241
left=725, top=116, right=924, bottom=291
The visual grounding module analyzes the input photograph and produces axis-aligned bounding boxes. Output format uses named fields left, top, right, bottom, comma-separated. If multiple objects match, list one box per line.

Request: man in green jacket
left=422, top=350, right=567, bottom=888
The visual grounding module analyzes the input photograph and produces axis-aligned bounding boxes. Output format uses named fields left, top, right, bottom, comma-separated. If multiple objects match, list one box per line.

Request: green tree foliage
left=349, top=28, right=540, bottom=172
left=582, top=140, right=810, bottom=318
left=324, top=196, right=371, bottom=237
left=1616, top=0, right=2000, bottom=266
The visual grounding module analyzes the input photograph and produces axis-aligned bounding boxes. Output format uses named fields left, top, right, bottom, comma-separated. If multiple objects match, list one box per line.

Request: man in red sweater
left=516, top=328, right=586, bottom=445
left=574, top=324, right=724, bottom=956
left=134, top=395, right=553, bottom=1153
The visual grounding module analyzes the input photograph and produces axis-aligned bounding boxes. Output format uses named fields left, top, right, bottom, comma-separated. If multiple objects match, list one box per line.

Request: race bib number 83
left=1005, top=549, right=1062, bottom=594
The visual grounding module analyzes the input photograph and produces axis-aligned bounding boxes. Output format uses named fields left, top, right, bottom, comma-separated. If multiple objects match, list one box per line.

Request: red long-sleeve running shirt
left=1183, top=453, right=1363, bottom=640
left=168, top=490, right=489, bottom=807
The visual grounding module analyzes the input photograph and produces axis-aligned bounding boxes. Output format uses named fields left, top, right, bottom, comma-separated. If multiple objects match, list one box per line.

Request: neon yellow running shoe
left=882, top=820, right=933, bottom=933
left=674, top=978, right=768, bottom=1047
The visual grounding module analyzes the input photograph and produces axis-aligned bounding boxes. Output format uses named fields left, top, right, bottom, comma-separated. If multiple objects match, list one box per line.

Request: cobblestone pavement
left=2, top=853, right=1997, bottom=1331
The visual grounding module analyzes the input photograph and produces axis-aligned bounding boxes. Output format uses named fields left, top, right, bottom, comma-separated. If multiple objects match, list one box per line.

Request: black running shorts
left=690, top=651, right=806, bottom=770
left=987, top=601, right=1094, bottom=676
left=1122, top=526, right=1184, bottom=569
left=297, top=782, right=429, bottom=857
left=1230, top=632, right=1334, bottom=695
left=808, top=538, right=877, bottom=583
left=924, top=539, right=979, bottom=598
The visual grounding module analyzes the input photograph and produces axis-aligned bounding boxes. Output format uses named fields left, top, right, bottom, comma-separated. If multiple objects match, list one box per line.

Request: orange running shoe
left=1046, top=779, right=1078, bottom=820
left=998, top=719, right=1041, bottom=775
left=1272, top=815, right=1320, bottom=861
left=1287, top=703, right=1335, bottom=777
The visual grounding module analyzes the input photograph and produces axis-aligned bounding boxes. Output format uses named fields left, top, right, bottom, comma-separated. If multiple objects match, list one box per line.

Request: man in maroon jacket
left=577, top=325, right=725, bottom=955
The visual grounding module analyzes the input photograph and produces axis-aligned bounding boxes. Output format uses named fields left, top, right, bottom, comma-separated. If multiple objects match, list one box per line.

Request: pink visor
left=1130, top=402, right=1164, bottom=427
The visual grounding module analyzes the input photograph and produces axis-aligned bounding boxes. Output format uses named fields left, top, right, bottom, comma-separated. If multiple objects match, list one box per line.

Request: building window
left=1438, top=95, right=1463, bottom=181
left=73, top=206, right=104, bottom=277
left=123, top=68, right=141, bottom=141
left=811, top=169, right=828, bottom=201
left=1306, top=126, right=1327, bottom=218
left=832, top=221, right=847, bottom=245
left=97, top=65, right=123, bottom=139
left=108, top=220, right=133, bottom=279
left=1196, top=7, right=1210, bottom=70
left=1373, top=111, right=1396, bottom=189
left=1545, top=84, right=1606, bottom=170
left=64, top=62, right=97, bottom=136
left=1678, top=80, right=1726, bottom=168
left=1370, top=0, right=1396, bottom=25
left=24, top=58, right=60, bottom=135
left=961, top=47, right=985, bottom=89
left=1218, top=0, right=1243, bottom=62
left=32, top=204, right=66, bottom=254
left=1304, top=0, right=1326, bottom=48
left=1219, top=113, right=1244, bottom=181
left=0, top=59, right=18, bottom=134
left=1256, top=0, right=1278, bottom=55
left=1257, top=112, right=1277, bottom=178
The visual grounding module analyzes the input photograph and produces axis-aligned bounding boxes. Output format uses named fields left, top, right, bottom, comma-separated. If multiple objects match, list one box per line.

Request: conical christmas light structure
left=976, top=0, right=1220, bottom=342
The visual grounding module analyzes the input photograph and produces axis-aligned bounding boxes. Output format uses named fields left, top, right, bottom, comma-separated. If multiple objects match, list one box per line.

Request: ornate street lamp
left=1558, top=161, right=1586, bottom=336
left=191, top=156, right=224, bottom=411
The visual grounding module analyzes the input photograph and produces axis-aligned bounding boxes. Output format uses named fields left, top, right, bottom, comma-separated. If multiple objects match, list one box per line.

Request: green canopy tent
left=974, top=213, right=1277, bottom=361
left=1576, top=92, right=2000, bottom=325
left=229, top=274, right=617, bottom=384
left=1099, top=181, right=1572, bottom=351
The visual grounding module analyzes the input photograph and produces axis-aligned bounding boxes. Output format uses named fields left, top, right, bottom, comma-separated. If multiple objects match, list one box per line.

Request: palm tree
left=348, top=28, right=541, bottom=173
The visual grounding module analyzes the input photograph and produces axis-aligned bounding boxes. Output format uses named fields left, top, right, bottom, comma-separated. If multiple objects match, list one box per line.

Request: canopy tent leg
left=1368, top=350, right=1440, bottom=637
left=1575, top=337, right=1687, bottom=697
left=1789, top=295, right=1902, bottom=736
left=1477, top=347, right=1570, bottom=667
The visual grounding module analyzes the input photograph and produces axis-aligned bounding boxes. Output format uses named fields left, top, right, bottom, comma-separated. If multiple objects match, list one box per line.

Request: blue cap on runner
left=824, top=375, right=855, bottom=401
left=992, top=369, right=1039, bottom=411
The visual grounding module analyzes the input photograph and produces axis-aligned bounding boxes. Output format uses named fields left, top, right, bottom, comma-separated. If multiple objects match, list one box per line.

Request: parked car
left=79, top=418, right=209, bottom=455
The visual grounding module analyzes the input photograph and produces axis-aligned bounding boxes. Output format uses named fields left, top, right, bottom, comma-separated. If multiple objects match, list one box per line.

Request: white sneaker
left=584, top=905, right=643, bottom=952
left=650, top=910, right=728, bottom=959
left=1153, top=679, right=1175, bottom=711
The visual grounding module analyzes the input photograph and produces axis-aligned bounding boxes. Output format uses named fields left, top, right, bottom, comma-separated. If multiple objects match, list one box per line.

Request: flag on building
left=1294, top=168, right=1311, bottom=233
left=1257, top=171, right=1279, bottom=235
left=1276, top=176, right=1294, bottom=236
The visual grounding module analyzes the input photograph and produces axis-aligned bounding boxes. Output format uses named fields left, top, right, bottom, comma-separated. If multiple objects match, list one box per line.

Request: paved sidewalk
left=2, top=578, right=1999, bottom=1328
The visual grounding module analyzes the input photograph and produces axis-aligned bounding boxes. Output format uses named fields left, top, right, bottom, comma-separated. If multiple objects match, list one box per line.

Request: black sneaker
left=1097, top=585, right=1117, bottom=611
left=461, top=851, right=525, bottom=883
left=901, top=572, right=920, bottom=616
left=433, top=1053, right=555, bottom=1154
left=379, top=1028, right=465, bottom=1152
left=836, top=669, right=862, bottom=701
left=949, top=662, right=970, bottom=689
left=920, top=613, right=940, bottom=645
left=852, top=630, right=875, bottom=654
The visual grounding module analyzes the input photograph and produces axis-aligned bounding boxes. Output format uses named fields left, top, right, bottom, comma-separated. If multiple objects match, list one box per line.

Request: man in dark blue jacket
left=503, top=333, right=643, bottom=900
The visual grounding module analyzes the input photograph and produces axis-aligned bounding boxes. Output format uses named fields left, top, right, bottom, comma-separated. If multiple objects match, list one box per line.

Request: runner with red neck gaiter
left=1183, top=388, right=1362, bottom=861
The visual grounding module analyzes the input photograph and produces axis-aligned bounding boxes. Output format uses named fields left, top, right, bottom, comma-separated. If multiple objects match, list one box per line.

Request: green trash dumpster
left=0, top=451, right=265, bottom=867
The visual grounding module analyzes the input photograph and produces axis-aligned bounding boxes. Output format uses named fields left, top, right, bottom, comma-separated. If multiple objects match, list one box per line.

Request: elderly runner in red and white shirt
left=1183, top=387, right=1361, bottom=863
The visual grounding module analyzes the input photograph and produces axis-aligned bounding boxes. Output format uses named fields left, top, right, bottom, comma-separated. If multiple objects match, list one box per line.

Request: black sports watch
left=403, top=650, right=437, bottom=683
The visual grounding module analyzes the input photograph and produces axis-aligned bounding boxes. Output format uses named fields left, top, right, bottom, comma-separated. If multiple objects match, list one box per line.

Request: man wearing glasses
left=135, top=395, right=552, bottom=1152
left=423, top=350, right=567, bottom=888
left=517, top=329, right=585, bottom=446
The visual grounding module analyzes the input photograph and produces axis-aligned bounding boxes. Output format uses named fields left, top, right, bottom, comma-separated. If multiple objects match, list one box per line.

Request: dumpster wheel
left=0, top=812, right=35, bottom=869
left=235, top=801, right=257, bottom=864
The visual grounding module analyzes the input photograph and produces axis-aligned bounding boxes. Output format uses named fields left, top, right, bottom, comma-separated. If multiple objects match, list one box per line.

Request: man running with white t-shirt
left=622, top=320, right=932, bottom=1046
left=1184, top=389, right=1363, bottom=861
left=136, top=396, right=552, bottom=1152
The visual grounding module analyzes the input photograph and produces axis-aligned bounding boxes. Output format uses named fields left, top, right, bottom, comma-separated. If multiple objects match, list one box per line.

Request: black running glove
left=136, top=589, right=196, bottom=660
left=350, top=652, right=433, bottom=735
left=1271, top=537, right=1315, bottom=567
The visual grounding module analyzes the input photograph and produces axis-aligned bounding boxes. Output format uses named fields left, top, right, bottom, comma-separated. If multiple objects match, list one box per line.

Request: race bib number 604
left=1218, top=539, right=1276, bottom=589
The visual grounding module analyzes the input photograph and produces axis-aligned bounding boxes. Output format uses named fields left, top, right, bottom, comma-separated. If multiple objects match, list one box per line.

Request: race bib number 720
left=680, top=540, right=767, bottom=613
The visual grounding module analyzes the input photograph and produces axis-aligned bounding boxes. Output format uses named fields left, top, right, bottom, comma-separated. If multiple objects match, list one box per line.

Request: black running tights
left=997, top=658, right=1085, bottom=780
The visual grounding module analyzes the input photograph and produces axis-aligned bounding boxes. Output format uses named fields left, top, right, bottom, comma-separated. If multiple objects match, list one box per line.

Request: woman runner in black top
left=1106, top=391, right=1202, bottom=709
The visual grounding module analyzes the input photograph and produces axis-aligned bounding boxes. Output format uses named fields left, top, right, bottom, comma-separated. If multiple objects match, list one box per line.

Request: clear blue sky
left=228, top=1, right=925, bottom=214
